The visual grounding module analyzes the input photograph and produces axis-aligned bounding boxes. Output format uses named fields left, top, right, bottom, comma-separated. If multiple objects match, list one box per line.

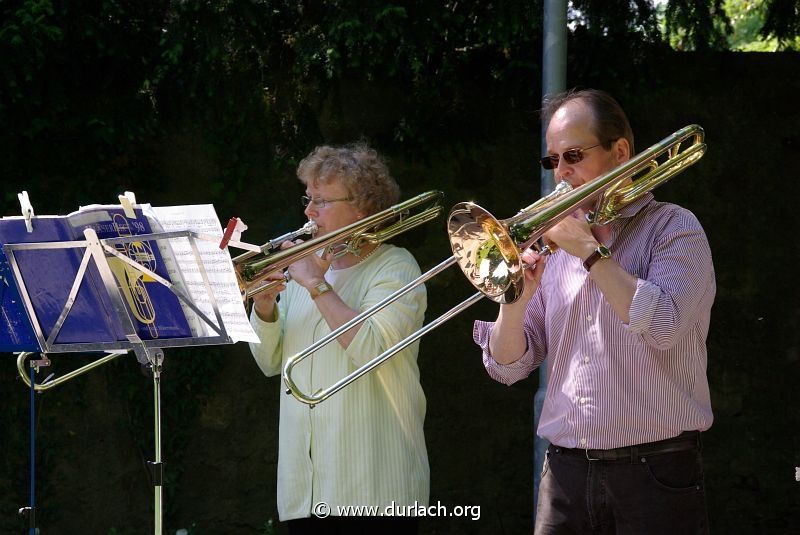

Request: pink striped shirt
left=473, top=193, right=715, bottom=449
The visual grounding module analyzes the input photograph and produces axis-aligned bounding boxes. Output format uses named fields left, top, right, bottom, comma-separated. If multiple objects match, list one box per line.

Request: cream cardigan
left=249, top=244, right=429, bottom=520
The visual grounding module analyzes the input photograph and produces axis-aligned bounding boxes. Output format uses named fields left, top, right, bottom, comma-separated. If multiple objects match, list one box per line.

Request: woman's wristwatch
left=309, top=280, right=333, bottom=299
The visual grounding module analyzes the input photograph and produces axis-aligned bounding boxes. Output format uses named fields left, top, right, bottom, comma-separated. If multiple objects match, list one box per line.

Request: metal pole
left=534, top=0, right=567, bottom=521
left=147, top=349, right=165, bottom=535
left=29, top=363, right=36, bottom=535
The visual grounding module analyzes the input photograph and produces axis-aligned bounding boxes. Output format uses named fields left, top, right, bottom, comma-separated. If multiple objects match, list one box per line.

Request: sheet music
left=148, top=205, right=259, bottom=343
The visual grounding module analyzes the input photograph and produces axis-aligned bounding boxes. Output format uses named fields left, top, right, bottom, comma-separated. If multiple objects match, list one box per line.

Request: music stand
left=4, top=223, right=237, bottom=535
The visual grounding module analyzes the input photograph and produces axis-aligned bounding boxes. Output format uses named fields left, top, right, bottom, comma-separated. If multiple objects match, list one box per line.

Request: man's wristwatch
left=583, top=244, right=611, bottom=271
left=309, top=280, right=333, bottom=299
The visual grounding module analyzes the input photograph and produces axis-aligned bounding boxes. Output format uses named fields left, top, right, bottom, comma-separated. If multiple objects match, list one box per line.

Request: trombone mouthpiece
left=266, top=220, right=319, bottom=252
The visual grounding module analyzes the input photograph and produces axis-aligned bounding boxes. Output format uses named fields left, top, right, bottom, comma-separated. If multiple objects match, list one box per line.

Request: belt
left=551, top=431, right=701, bottom=463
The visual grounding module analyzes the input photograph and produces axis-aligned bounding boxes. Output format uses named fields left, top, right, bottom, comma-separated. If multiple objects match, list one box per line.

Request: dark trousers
left=535, top=433, right=709, bottom=534
left=287, top=516, right=419, bottom=535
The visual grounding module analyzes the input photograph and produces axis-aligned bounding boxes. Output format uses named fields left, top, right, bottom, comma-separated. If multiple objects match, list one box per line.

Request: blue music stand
left=3, top=216, right=236, bottom=535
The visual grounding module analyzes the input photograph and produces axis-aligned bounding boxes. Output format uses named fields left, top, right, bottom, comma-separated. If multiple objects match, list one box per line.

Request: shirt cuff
left=474, top=320, right=535, bottom=385
left=250, top=306, right=281, bottom=338
left=628, top=278, right=660, bottom=334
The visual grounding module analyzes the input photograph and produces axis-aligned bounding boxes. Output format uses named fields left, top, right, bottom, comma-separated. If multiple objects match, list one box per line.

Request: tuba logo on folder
left=107, top=213, right=160, bottom=338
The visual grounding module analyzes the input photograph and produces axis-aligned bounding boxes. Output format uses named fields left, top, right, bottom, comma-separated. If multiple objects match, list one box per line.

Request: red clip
left=219, top=217, right=241, bottom=250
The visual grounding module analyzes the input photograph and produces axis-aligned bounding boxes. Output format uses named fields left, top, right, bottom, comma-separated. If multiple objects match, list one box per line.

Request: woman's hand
left=286, top=239, right=332, bottom=289
left=251, top=268, right=288, bottom=322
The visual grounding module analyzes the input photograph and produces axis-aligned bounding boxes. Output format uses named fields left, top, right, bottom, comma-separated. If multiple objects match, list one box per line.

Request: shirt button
left=586, top=315, right=593, bottom=322
left=580, top=438, right=587, bottom=445
left=580, top=397, right=587, bottom=404
left=583, top=356, right=590, bottom=363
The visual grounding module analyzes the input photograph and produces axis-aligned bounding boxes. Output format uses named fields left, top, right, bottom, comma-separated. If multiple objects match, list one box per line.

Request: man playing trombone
left=473, top=89, right=715, bottom=534
left=249, top=143, right=429, bottom=534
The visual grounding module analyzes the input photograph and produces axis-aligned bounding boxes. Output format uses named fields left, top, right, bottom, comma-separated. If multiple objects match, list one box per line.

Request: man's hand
left=543, top=209, right=601, bottom=261
left=517, top=248, right=547, bottom=303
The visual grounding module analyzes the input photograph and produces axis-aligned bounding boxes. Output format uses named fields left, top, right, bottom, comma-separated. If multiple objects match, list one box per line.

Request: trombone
left=283, top=124, right=707, bottom=406
left=13, top=191, right=445, bottom=390
left=232, top=220, right=319, bottom=300
left=233, top=190, right=445, bottom=302
left=17, top=351, right=128, bottom=391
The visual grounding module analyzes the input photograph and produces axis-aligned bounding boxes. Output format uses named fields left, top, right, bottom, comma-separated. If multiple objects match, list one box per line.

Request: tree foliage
left=0, top=0, right=170, bottom=208
left=0, top=0, right=797, bottom=212
left=570, top=0, right=662, bottom=43
left=664, top=0, right=733, bottom=50
left=761, top=0, right=800, bottom=48
left=0, top=1, right=548, bottom=206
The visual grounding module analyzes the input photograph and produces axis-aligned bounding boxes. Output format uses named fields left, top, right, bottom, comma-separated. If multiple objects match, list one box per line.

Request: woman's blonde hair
left=297, top=143, right=400, bottom=215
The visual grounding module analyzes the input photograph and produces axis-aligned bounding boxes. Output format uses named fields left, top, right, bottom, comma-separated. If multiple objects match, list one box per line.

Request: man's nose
left=555, top=157, right=573, bottom=180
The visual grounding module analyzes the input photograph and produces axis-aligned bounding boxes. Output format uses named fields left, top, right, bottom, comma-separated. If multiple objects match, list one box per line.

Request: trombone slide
left=281, top=125, right=707, bottom=407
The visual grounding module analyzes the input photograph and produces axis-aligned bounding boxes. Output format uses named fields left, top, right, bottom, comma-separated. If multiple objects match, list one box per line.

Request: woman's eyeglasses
left=539, top=143, right=604, bottom=170
left=300, top=195, right=353, bottom=208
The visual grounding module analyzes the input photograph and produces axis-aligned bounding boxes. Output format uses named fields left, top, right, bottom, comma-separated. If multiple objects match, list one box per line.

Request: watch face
left=310, top=281, right=332, bottom=299
left=598, top=245, right=611, bottom=258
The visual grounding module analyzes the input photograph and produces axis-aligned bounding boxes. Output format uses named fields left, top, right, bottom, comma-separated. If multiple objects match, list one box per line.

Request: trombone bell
left=448, top=203, right=526, bottom=303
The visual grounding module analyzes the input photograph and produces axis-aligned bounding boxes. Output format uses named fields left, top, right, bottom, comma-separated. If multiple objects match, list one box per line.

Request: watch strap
left=583, top=244, right=611, bottom=271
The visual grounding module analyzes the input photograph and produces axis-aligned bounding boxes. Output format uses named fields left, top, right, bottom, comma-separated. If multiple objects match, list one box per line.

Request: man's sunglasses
left=539, top=143, right=604, bottom=170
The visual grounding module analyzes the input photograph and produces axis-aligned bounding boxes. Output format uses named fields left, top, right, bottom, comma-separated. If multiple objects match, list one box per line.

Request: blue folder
left=0, top=207, right=192, bottom=352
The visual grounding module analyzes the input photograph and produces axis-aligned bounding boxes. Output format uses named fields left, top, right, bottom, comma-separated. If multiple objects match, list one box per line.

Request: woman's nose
left=304, top=203, right=316, bottom=218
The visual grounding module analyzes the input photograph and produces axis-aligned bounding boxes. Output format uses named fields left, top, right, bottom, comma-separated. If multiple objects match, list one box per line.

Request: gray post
left=534, top=0, right=567, bottom=521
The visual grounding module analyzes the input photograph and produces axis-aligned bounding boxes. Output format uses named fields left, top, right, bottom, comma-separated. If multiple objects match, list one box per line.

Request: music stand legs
left=25, top=360, right=37, bottom=534
left=19, top=353, right=49, bottom=534
left=18, top=350, right=168, bottom=534
left=147, top=349, right=165, bottom=535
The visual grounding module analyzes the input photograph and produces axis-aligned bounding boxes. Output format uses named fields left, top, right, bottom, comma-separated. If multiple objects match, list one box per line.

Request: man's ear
left=613, top=137, right=631, bottom=164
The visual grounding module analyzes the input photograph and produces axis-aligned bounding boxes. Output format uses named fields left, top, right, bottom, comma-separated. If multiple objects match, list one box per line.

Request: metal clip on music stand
left=4, top=227, right=235, bottom=535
